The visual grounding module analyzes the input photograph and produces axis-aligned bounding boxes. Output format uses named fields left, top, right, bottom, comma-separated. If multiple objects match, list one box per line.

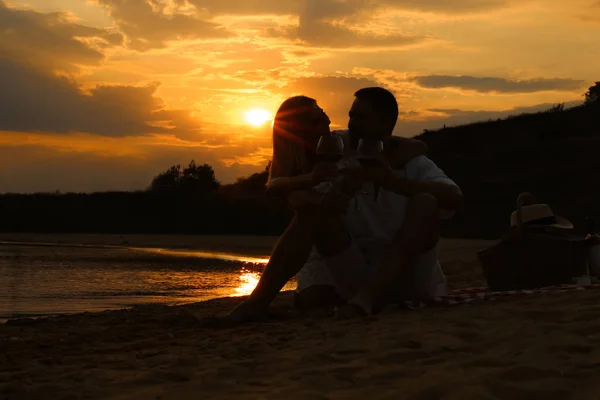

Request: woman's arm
left=266, top=163, right=340, bottom=197
left=265, top=174, right=315, bottom=197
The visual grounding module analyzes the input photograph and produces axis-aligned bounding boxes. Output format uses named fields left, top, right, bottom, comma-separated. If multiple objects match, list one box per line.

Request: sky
left=1, top=0, right=599, bottom=193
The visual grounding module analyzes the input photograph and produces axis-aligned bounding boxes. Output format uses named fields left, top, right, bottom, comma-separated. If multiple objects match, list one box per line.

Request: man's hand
left=337, top=166, right=367, bottom=194
left=320, top=189, right=352, bottom=214
left=311, top=162, right=340, bottom=184
left=362, top=164, right=394, bottom=188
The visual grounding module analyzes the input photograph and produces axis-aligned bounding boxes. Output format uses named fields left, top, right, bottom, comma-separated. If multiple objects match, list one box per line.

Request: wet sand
left=2, top=234, right=600, bottom=399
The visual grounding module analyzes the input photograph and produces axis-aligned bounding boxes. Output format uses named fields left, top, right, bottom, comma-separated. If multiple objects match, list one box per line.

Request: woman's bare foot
left=221, top=300, right=269, bottom=323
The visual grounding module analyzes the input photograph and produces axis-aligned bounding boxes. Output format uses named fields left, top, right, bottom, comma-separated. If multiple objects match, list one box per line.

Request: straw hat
left=510, top=203, right=573, bottom=229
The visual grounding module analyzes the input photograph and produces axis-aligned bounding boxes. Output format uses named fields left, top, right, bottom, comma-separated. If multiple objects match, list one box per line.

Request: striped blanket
left=403, top=283, right=600, bottom=309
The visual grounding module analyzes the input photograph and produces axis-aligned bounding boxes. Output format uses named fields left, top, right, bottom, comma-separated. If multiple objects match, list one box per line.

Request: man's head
left=348, top=87, right=399, bottom=141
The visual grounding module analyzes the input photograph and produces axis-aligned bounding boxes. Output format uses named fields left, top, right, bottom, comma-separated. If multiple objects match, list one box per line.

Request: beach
left=2, top=234, right=600, bottom=399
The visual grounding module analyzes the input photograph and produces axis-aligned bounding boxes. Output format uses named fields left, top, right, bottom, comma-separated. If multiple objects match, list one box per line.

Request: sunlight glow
left=244, top=108, right=271, bottom=127
left=129, top=247, right=269, bottom=264
left=233, top=268, right=261, bottom=296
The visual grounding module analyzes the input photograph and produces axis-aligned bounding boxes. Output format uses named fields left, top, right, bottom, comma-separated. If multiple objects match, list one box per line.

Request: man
left=294, top=87, right=463, bottom=314
left=225, top=87, right=461, bottom=321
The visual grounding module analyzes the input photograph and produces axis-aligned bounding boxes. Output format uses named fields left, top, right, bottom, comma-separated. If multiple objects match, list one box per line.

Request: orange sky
left=1, top=0, right=599, bottom=193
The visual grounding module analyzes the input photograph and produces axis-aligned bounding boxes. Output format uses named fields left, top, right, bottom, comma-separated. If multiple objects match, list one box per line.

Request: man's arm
left=383, top=177, right=463, bottom=211
left=368, top=155, right=463, bottom=212
left=384, top=136, right=428, bottom=168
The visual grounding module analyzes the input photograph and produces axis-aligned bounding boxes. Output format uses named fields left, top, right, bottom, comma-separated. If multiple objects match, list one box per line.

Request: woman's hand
left=311, top=162, right=340, bottom=184
left=285, top=189, right=350, bottom=215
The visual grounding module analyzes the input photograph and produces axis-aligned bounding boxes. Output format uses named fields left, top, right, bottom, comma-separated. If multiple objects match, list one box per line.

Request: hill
left=418, top=101, right=600, bottom=238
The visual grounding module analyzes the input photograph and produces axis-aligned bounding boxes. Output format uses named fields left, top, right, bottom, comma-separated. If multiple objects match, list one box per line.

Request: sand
left=2, top=234, right=600, bottom=399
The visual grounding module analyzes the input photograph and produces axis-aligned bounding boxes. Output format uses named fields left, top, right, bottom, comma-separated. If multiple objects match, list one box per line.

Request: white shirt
left=296, top=130, right=460, bottom=299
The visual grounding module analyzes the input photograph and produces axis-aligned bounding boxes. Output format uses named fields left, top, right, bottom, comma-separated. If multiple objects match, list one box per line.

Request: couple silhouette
left=225, top=87, right=463, bottom=322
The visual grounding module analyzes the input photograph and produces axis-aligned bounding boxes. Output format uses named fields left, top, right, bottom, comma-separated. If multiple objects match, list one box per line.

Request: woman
left=266, top=95, right=339, bottom=197
left=224, top=96, right=427, bottom=322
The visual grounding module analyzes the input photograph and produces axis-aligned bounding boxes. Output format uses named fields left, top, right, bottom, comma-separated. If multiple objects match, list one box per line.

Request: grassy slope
left=416, top=104, right=600, bottom=238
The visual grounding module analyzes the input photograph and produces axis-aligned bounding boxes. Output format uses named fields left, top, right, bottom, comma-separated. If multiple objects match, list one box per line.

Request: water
left=0, top=243, right=296, bottom=322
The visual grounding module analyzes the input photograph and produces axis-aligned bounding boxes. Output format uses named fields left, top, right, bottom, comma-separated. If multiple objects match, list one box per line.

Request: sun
left=244, top=108, right=271, bottom=127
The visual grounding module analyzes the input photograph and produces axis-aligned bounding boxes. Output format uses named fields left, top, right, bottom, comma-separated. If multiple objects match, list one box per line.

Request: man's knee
left=313, top=215, right=352, bottom=257
left=395, top=193, right=440, bottom=252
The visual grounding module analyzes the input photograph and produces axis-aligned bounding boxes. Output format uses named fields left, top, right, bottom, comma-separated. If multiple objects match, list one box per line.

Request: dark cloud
left=411, top=75, right=586, bottom=93
left=266, top=0, right=425, bottom=48
left=270, top=22, right=424, bottom=48
left=95, top=0, right=426, bottom=49
left=190, top=0, right=508, bottom=17
left=186, top=0, right=296, bottom=16
left=579, top=0, right=600, bottom=23
left=381, top=0, right=511, bottom=13
left=0, top=1, right=123, bottom=71
left=95, top=0, right=233, bottom=50
left=0, top=58, right=202, bottom=138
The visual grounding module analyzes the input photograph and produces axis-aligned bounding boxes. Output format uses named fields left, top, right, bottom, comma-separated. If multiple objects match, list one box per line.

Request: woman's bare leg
left=223, top=210, right=317, bottom=321
left=224, top=189, right=354, bottom=322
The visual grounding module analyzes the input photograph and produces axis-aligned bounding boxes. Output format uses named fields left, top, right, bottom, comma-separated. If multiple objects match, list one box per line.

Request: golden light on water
left=130, top=247, right=269, bottom=264
left=125, top=246, right=296, bottom=298
left=232, top=268, right=261, bottom=296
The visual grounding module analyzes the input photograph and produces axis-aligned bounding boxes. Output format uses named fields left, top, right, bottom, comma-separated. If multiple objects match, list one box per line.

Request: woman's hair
left=268, top=95, right=317, bottom=183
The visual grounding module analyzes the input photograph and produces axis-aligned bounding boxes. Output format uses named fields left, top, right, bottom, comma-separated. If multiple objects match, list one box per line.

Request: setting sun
left=244, top=108, right=271, bottom=127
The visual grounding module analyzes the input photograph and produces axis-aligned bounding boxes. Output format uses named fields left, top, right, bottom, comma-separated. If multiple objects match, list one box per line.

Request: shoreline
left=0, top=232, right=279, bottom=256
left=0, top=233, right=495, bottom=323
left=0, top=231, right=496, bottom=254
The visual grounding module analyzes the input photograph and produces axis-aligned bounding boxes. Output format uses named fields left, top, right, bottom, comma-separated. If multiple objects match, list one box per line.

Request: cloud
left=264, top=0, right=426, bottom=48
left=94, top=0, right=233, bottom=50
left=381, top=0, right=512, bottom=13
left=410, top=75, right=586, bottom=93
left=96, top=0, right=428, bottom=50
left=0, top=1, right=123, bottom=71
left=271, top=22, right=425, bottom=49
left=579, top=0, right=600, bottom=23
left=0, top=58, right=202, bottom=138
left=188, top=0, right=511, bottom=17
left=186, top=0, right=296, bottom=16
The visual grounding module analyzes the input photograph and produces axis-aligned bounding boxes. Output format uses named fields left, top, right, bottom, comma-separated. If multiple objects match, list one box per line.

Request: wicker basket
left=478, top=194, right=588, bottom=291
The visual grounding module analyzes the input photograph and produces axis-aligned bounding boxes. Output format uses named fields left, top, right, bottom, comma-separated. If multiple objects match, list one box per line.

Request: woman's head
left=273, top=96, right=330, bottom=142
left=268, top=96, right=331, bottom=182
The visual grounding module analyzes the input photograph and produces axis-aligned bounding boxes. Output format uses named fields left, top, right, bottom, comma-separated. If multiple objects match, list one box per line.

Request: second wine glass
left=316, top=134, right=344, bottom=164
left=356, top=138, right=384, bottom=166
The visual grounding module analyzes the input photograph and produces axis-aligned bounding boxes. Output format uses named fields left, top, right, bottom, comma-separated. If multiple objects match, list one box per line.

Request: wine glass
left=316, top=134, right=344, bottom=164
left=356, top=138, right=384, bottom=166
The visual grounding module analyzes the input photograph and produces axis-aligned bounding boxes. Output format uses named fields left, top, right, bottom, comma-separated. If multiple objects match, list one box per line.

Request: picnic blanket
left=403, top=283, right=600, bottom=309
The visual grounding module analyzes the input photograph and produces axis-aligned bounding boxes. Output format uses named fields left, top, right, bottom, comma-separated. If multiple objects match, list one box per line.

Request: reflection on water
left=233, top=268, right=262, bottom=296
left=0, top=243, right=296, bottom=321
left=130, top=247, right=270, bottom=265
